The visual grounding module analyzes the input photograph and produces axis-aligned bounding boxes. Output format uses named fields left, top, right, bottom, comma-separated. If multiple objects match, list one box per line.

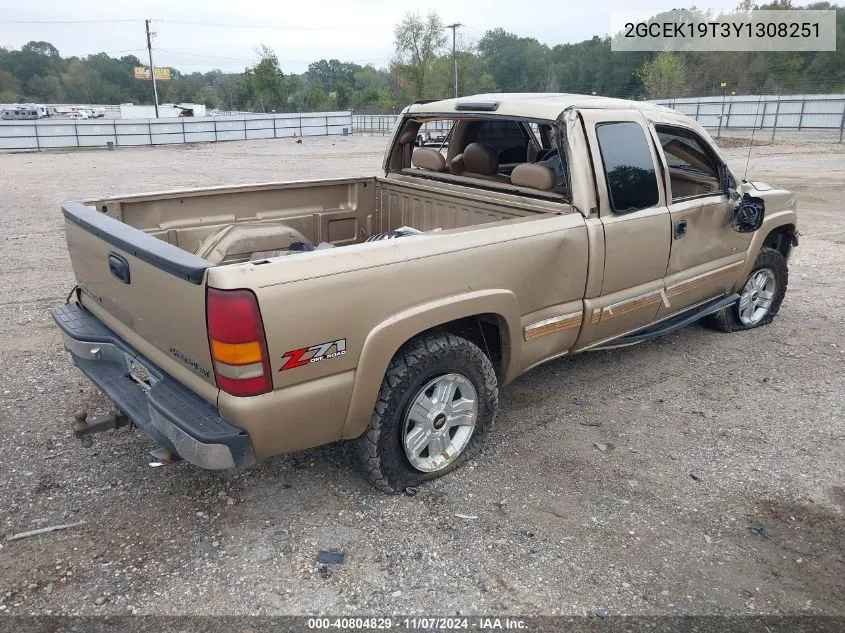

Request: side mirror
left=721, top=164, right=741, bottom=202
left=731, top=193, right=765, bottom=233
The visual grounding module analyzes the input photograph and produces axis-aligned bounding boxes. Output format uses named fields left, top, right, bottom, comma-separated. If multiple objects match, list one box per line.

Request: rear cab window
left=472, top=120, right=534, bottom=164
left=388, top=114, right=571, bottom=202
left=594, top=122, right=660, bottom=214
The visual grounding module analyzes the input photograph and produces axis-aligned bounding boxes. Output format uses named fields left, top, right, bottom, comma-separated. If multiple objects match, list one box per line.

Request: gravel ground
left=0, top=135, right=842, bottom=617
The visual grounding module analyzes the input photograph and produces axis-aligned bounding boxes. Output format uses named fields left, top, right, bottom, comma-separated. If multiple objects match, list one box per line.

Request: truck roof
left=405, top=92, right=675, bottom=120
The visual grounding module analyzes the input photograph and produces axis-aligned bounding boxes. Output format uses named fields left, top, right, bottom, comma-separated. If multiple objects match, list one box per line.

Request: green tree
left=637, top=52, right=685, bottom=99
left=307, top=59, right=356, bottom=92
left=251, top=45, right=286, bottom=111
left=334, top=82, right=351, bottom=109
left=26, top=74, right=63, bottom=101
left=392, top=11, right=446, bottom=100
left=478, top=29, right=549, bottom=92
left=2, top=40, right=62, bottom=86
left=64, top=58, right=101, bottom=103
left=429, top=50, right=495, bottom=98
left=0, top=69, right=21, bottom=102
left=215, top=71, right=253, bottom=111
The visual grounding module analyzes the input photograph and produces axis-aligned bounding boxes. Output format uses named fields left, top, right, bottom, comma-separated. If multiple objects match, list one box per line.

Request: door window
left=595, top=122, right=659, bottom=214
left=655, top=125, right=722, bottom=201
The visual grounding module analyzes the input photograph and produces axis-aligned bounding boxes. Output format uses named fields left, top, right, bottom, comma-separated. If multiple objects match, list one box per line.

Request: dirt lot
left=0, top=135, right=842, bottom=616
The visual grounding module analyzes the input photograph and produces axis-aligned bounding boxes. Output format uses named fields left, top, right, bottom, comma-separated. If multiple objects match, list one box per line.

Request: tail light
left=206, top=288, right=272, bottom=397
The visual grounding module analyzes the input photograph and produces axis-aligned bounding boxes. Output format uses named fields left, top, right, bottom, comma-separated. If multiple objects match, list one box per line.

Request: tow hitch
left=71, top=409, right=131, bottom=448
left=70, top=410, right=182, bottom=463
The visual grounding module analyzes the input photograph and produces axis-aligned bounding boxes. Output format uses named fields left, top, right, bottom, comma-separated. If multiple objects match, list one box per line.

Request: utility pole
left=445, top=23, right=462, bottom=99
left=717, top=81, right=727, bottom=138
left=145, top=19, right=160, bottom=118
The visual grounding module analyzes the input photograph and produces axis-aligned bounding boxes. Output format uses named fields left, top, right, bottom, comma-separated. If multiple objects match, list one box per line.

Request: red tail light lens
left=207, top=288, right=272, bottom=396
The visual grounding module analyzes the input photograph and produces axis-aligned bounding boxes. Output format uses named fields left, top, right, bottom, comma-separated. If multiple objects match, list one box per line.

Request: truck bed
left=62, top=175, right=576, bottom=402
left=87, top=176, right=558, bottom=265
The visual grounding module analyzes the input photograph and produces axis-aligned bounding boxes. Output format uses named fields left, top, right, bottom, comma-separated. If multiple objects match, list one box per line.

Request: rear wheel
left=355, top=332, right=498, bottom=493
left=704, top=247, right=788, bottom=332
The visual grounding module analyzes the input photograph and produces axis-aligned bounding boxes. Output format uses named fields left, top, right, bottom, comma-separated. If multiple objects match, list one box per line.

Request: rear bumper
left=52, top=303, right=254, bottom=469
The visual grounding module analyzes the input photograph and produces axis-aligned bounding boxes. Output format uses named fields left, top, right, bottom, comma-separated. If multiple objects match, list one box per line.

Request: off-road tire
left=703, top=247, right=788, bottom=333
left=355, top=332, right=498, bottom=493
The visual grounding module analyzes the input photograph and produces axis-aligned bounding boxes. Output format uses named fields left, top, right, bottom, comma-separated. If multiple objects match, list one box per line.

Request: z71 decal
left=280, top=338, right=347, bottom=371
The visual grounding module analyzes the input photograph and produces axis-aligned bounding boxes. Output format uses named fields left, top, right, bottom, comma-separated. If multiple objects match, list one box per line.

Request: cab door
left=574, top=110, right=672, bottom=349
left=650, top=124, right=753, bottom=316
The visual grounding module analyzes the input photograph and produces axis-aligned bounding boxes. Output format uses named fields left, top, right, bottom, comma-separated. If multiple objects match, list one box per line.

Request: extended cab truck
left=53, top=93, right=798, bottom=492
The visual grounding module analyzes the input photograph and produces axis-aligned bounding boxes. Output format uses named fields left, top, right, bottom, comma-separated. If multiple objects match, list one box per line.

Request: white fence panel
left=0, top=111, right=353, bottom=150
left=805, top=99, right=845, bottom=113
left=115, top=121, right=151, bottom=146
left=652, top=94, right=845, bottom=139
left=184, top=120, right=215, bottom=133
left=38, top=122, right=78, bottom=149
left=215, top=129, right=244, bottom=142
left=2, top=135, right=34, bottom=149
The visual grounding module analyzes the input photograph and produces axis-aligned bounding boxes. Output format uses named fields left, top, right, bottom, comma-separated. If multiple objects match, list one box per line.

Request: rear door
left=575, top=110, right=672, bottom=348
left=651, top=124, right=752, bottom=316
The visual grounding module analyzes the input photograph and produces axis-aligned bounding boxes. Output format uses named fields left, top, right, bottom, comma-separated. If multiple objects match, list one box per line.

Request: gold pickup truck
left=53, top=93, right=798, bottom=492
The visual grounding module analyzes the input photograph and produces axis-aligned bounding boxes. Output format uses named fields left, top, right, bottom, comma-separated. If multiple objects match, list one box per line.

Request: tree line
left=0, top=1, right=842, bottom=114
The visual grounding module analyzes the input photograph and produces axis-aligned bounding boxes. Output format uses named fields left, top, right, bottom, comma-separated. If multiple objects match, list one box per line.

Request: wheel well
left=763, top=224, right=796, bottom=258
left=420, top=314, right=507, bottom=380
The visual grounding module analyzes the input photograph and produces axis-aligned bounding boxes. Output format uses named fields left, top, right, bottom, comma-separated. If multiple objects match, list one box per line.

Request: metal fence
left=352, top=114, right=399, bottom=134
left=352, top=114, right=449, bottom=135
left=353, top=94, right=845, bottom=142
left=352, top=114, right=452, bottom=134
left=0, top=111, right=353, bottom=150
left=653, top=94, right=845, bottom=141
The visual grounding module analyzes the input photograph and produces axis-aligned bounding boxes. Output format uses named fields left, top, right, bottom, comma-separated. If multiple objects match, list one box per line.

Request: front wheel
left=354, top=332, right=498, bottom=493
left=704, top=247, right=788, bottom=332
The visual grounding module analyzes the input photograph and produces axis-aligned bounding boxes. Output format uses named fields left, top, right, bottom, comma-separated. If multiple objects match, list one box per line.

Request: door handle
left=674, top=220, right=688, bottom=239
left=108, top=252, right=131, bottom=284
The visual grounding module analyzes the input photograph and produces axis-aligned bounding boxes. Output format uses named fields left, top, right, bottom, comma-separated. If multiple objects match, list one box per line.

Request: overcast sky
left=0, top=1, right=741, bottom=74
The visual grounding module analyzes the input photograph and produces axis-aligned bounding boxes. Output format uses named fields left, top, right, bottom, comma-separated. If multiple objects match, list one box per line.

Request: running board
left=592, top=293, right=740, bottom=350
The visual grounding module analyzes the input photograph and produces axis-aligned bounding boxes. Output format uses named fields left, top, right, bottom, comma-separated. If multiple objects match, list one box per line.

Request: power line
left=0, top=17, right=373, bottom=31
left=156, top=49, right=392, bottom=66
left=157, top=49, right=256, bottom=63
left=99, top=48, right=147, bottom=55
left=152, top=19, right=368, bottom=32
left=0, top=18, right=141, bottom=24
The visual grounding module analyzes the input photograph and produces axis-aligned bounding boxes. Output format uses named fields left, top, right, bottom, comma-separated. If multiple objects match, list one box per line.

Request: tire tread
left=703, top=247, right=788, bottom=333
left=354, top=332, right=497, bottom=493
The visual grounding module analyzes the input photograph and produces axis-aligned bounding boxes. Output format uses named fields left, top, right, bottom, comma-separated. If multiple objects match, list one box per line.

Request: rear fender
left=341, top=289, right=521, bottom=440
